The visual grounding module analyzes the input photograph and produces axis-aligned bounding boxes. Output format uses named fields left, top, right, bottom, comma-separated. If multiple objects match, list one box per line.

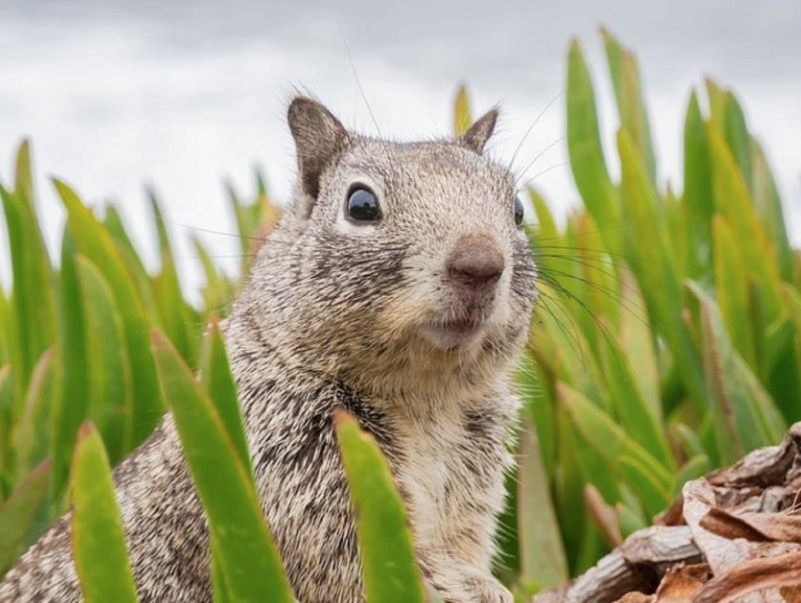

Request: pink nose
left=447, top=234, right=505, bottom=299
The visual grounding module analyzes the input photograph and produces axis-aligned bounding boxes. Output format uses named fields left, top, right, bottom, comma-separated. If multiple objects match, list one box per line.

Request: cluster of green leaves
left=0, top=151, right=271, bottom=578
left=486, top=28, right=801, bottom=595
left=0, top=25, right=798, bottom=603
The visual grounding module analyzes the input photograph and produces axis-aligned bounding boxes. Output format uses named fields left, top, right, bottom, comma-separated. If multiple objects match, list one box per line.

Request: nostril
left=449, top=260, right=504, bottom=287
left=447, top=235, right=505, bottom=293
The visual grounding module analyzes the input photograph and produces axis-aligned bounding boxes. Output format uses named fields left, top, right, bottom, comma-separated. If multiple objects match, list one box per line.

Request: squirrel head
left=239, top=96, right=537, bottom=397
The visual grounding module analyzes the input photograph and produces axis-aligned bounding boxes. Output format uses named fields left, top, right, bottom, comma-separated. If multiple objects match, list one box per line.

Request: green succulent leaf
left=557, top=382, right=671, bottom=508
left=151, top=332, right=293, bottom=603
left=517, top=418, right=569, bottom=589
left=0, top=459, right=51, bottom=577
left=71, top=422, right=139, bottom=603
left=566, top=39, right=619, bottom=249
left=75, top=256, right=134, bottom=463
left=335, top=410, right=426, bottom=603
left=55, top=180, right=164, bottom=446
left=453, top=84, right=473, bottom=136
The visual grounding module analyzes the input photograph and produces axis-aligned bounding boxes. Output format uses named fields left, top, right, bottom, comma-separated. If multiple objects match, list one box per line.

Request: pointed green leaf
left=551, top=408, right=595, bottom=574
left=226, top=180, right=275, bottom=275
left=693, top=284, right=786, bottom=463
left=616, top=455, right=671, bottom=519
left=572, top=212, right=617, bottom=340
left=707, top=125, right=784, bottom=321
left=618, top=129, right=706, bottom=411
left=102, top=206, right=150, bottom=283
left=566, top=39, right=619, bottom=248
left=0, top=459, right=51, bottom=577
left=672, top=423, right=707, bottom=461
left=785, top=284, right=801, bottom=339
left=601, top=27, right=623, bottom=105
left=14, top=348, right=59, bottom=479
left=751, top=138, right=793, bottom=281
left=55, top=180, right=163, bottom=445
left=52, top=230, right=90, bottom=497
left=529, top=188, right=558, bottom=245
left=616, top=271, right=660, bottom=417
left=517, top=418, right=568, bottom=589
left=335, top=410, right=426, bottom=603
left=200, top=318, right=251, bottom=475
left=75, top=256, right=134, bottom=463
left=712, top=215, right=755, bottom=367
left=71, top=422, right=139, bottom=603
left=211, top=538, right=233, bottom=603
left=102, top=206, right=162, bottom=325
left=602, top=29, right=656, bottom=182
left=0, top=287, right=9, bottom=372
left=149, top=190, right=195, bottom=366
left=453, top=84, right=472, bottom=136
left=533, top=283, right=605, bottom=402
left=13, top=140, right=34, bottom=210
left=193, top=237, right=236, bottom=316
left=0, top=366, right=12, bottom=488
left=0, top=184, right=57, bottom=395
left=672, top=455, right=711, bottom=497
left=557, top=382, right=671, bottom=494
left=682, top=91, right=714, bottom=277
left=151, top=332, right=293, bottom=603
left=705, top=78, right=727, bottom=129
left=722, top=92, right=753, bottom=192
left=599, top=332, right=673, bottom=470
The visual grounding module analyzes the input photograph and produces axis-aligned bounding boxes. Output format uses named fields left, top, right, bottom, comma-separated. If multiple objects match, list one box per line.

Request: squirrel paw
left=429, top=573, right=512, bottom=603
left=465, top=575, right=513, bottom=603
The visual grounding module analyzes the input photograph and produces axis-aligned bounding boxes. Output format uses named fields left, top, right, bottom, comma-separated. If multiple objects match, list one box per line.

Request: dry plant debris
left=532, top=423, right=801, bottom=603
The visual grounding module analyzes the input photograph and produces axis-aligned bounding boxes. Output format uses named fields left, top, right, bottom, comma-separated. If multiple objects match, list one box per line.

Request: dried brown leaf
left=656, top=495, right=686, bottom=527
left=692, top=550, right=801, bottom=603
left=699, top=507, right=772, bottom=542
left=586, top=484, right=624, bottom=548
left=737, top=512, right=801, bottom=543
left=655, top=564, right=710, bottom=602
left=708, top=424, right=800, bottom=488
left=614, top=593, right=654, bottom=603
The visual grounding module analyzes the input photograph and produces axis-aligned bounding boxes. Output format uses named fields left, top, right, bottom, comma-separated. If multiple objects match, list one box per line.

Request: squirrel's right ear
left=460, top=108, right=499, bottom=154
left=288, top=97, right=349, bottom=215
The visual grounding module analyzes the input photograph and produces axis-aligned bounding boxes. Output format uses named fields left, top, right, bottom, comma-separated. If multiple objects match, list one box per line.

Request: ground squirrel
left=0, top=97, right=538, bottom=602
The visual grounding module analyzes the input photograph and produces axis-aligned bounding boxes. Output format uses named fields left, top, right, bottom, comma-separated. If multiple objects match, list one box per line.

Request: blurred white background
left=1, top=0, right=799, bottom=296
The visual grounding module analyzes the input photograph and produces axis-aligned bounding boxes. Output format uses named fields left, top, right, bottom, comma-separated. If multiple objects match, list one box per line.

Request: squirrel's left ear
left=460, top=108, right=499, bottom=154
left=288, top=96, right=349, bottom=214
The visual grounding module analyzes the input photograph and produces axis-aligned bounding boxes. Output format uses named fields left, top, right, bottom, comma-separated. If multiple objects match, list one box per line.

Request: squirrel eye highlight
left=514, top=196, right=524, bottom=227
left=346, top=186, right=381, bottom=223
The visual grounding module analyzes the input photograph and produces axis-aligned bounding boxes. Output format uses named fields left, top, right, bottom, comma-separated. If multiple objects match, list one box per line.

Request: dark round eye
left=346, top=186, right=381, bottom=223
left=514, top=196, right=524, bottom=226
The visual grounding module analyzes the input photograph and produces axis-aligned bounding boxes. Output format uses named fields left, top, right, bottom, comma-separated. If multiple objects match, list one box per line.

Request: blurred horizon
left=1, top=0, right=800, bottom=297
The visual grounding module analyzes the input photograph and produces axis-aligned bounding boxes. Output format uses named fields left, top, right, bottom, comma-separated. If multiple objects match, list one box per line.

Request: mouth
left=421, top=317, right=485, bottom=350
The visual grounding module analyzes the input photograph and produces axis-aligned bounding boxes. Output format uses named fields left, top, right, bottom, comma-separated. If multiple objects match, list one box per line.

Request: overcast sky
left=1, top=0, right=799, bottom=295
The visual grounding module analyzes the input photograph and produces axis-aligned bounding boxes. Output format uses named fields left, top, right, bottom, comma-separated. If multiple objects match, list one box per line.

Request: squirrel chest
left=385, top=396, right=515, bottom=567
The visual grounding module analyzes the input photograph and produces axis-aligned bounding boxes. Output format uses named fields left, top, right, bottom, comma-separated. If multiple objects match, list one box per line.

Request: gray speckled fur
left=0, top=98, right=537, bottom=603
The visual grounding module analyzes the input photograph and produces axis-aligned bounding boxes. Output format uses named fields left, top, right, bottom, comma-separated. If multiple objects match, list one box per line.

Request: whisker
left=338, top=24, right=398, bottom=177
left=174, top=253, right=256, bottom=260
left=537, top=267, right=649, bottom=326
left=508, top=89, right=565, bottom=172
left=535, top=288, right=591, bottom=369
left=513, top=136, right=566, bottom=187
left=154, top=215, right=261, bottom=242
left=533, top=253, right=643, bottom=300
left=516, top=162, right=569, bottom=192
left=537, top=274, right=625, bottom=372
